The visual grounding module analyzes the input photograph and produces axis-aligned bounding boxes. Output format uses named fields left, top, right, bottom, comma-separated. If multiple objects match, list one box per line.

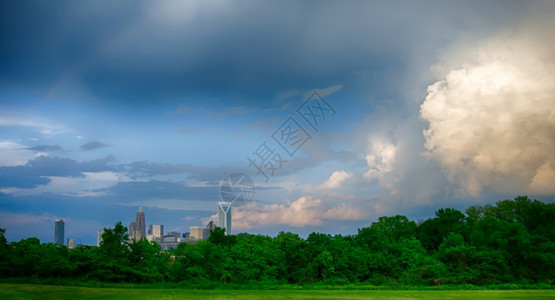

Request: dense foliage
left=1, top=196, right=553, bottom=286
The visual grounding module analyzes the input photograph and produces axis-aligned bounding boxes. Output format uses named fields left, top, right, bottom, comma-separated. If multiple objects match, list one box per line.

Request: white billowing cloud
left=0, top=141, right=46, bottom=166
left=420, top=33, right=555, bottom=196
left=278, top=196, right=323, bottom=227
left=321, top=170, right=353, bottom=189
left=363, top=140, right=398, bottom=193
left=232, top=196, right=322, bottom=230
left=530, top=162, right=555, bottom=194
left=227, top=196, right=368, bottom=230
left=322, top=204, right=367, bottom=221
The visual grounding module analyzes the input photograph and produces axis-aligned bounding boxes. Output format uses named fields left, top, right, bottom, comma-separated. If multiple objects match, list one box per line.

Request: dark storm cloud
left=79, top=155, right=117, bottom=172
left=126, top=160, right=249, bottom=185
left=24, top=145, right=62, bottom=152
left=0, top=167, right=50, bottom=189
left=125, top=157, right=320, bottom=185
left=2, top=0, right=534, bottom=107
left=80, top=141, right=109, bottom=151
left=97, top=180, right=218, bottom=202
left=0, top=0, right=141, bottom=92
left=0, top=155, right=116, bottom=188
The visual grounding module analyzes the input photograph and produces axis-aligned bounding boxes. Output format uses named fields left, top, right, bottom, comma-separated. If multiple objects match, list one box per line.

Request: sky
left=1, top=0, right=554, bottom=245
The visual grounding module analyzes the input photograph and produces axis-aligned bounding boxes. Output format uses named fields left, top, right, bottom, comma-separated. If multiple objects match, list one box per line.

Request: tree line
left=0, top=196, right=553, bottom=286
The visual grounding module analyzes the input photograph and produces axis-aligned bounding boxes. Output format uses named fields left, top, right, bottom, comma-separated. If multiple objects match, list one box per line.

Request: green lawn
left=0, top=284, right=553, bottom=300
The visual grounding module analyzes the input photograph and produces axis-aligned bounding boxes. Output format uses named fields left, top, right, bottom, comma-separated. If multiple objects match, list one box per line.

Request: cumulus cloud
left=0, top=141, right=45, bottom=167
left=321, top=170, right=353, bottom=189
left=420, top=31, right=555, bottom=196
left=322, top=204, right=368, bottom=221
left=229, top=196, right=368, bottom=230
left=363, top=140, right=398, bottom=193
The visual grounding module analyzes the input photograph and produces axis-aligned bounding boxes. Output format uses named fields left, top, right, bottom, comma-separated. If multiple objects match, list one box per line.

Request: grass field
left=0, top=284, right=553, bottom=300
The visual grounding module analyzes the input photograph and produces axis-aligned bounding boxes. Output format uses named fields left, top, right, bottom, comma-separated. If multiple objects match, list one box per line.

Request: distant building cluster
left=57, top=203, right=232, bottom=251
left=94, top=206, right=225, bottom=251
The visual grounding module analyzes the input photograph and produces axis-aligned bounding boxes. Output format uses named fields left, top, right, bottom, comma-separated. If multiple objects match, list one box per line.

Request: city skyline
left=1, top=1, right=554, bottom=245
left=57, top=205, right=219, bottom=246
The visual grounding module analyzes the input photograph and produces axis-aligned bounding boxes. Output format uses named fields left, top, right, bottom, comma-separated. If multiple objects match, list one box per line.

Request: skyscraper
left=149, top=224, right=163, bottom=238
left=136, top=206, right=146, bottom=239
left=218, top=202, right=232, bottom=235
left=129, top=207, right=146, bottom=240
left=207, top=220, right=216, bottom=231
left=206, top=220, right=216, bottom=239
left=54, top=219, right=64, bottom=245
left=190, top=226, right=207, bottom=240
left=97, top=230, right=103, bottom=247
left=129, top=221, right=137, bottom=240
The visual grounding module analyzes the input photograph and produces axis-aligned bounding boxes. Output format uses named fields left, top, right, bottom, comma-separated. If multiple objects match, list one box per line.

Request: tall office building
left=54, top=219, right=64, bottom=245
left=206, top=220, right=216, bottom=239
left=190, top=226, right=208, bottom=240
left=207, top=220, right=216, bottom=231
left=129, top=206, right=146, bottom=240
left=218, top=202, right=232, bottom=235
left=136, top=206, right=146, bottom=239
left=97, top=230, right=103, bottom=247
left=129, top=221, right=137, bottom=240
left=149, top=224, right=164, bottom=238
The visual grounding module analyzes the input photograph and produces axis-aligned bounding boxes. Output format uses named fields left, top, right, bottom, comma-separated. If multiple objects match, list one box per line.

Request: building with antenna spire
left=129, top=206, right=146, bottom=240
left=218, top=202, right=232, bottom=235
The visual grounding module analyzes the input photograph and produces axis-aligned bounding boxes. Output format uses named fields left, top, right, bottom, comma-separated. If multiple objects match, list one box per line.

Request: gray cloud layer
left=81, top=141, right=109, bottom=151
left=24, top=145, right=62, bottom=152
left=0, top=155, right=116, bottom=188
left=1, top=0, right=540, bottom=106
